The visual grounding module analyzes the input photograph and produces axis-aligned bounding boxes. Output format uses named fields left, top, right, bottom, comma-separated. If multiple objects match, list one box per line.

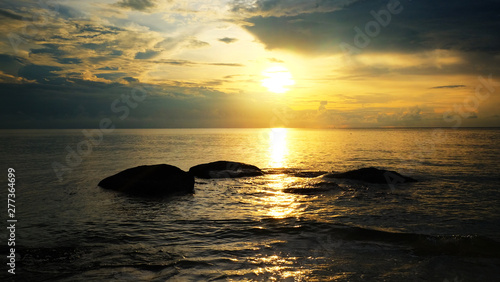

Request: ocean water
left=0, top=128, right=499, bottom=281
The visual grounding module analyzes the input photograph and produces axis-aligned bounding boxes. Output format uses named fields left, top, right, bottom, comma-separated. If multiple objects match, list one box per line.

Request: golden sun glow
left=261, top=66, right=295, bottom=94
left=269, top=128, right=288, bottom=168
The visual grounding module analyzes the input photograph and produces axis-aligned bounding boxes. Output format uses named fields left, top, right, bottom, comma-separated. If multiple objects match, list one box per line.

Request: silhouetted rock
left=98, top=164, right=194, bottom=196
left=323, top=167, right=417, bottom=184
left=189, top=161, right=263, bottom=178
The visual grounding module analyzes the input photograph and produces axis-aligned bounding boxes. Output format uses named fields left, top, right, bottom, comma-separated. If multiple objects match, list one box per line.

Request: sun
left=261, top=66, right=295, bottom=94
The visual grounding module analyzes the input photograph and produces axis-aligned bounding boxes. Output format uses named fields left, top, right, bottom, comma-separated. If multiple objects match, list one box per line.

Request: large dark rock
left=323, top=167, right=417, bottom=184
left=98, top=164, right=194, bottom=196
left=189, top=161, right=263, bottom=178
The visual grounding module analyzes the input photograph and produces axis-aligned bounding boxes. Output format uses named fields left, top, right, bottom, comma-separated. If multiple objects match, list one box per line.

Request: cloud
left=115, top=0, right=157, bottom=11
left=0, top=8, right=24, bottom=20
left=207, top=62, right=244, bottom=67
left=236, top=0, right=500, bottom=58
left=337, top=93, right=396, bottom=104
left=98, top=66, right=120, bottom=71
left=377, top=106, right=423, bottom=125
left=134, top=50, right=161, bottom=59
left=56, top=4, right=86, bottom=19
left=431, top=85, right=466, bottom=89
left=154, top=59, right=244, bottom=67
left=95, top=72, right=129, bottom=81
left=18, top=65, right=63, bottom=83
left=400, top=106, right=422, bottom=122
left=122, top=76, right=139, bottom=83
left=218, top=37, right=238, bottom=44
left=0, top=10, right=177, bottom=81
left=467, top=112, right=478, bottom=119
left=230, top=0, right=354, bottom=17
left=57, top=58, right=83, bottom=64
left=1, top=0, right=498, bottom=129
left=268, top=57, right=284, bottom=63
left=186, top=38, right=210, bottom=49
left=0, top=54, right=29, bottom=76
left=154, top=59, right=196, bottom=66
left=318, top=100, right=327, bottom=111
left=0, top=71, right=35, bottom=84
left=0, top=80, right=275, bottom=128
left=30, top=47, right=66, bottom=57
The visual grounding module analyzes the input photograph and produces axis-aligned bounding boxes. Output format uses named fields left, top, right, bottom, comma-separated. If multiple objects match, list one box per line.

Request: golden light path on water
left=268, top=128, right=288, bottom=168
left=242, top=128, right=310, bottom=279
left=264, top=128, right=306, bottom=219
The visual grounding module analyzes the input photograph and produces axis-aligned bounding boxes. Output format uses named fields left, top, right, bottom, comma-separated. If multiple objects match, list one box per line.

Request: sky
left=0, top=0, right=499, bottom=128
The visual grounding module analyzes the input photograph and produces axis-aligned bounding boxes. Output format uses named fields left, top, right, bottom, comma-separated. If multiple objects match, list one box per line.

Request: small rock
left=189, top=161, right=264, bottom=178
left=324, top=167, right=417, bottom=184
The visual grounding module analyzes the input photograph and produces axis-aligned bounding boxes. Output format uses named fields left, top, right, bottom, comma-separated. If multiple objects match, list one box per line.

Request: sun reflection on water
left=268, top=128, right=288, bottom=168
left=265, top=191, right=300, bottom=219
left=244, top=254, right=309, bottom=280
left=261, top=174, right=306, bottom=219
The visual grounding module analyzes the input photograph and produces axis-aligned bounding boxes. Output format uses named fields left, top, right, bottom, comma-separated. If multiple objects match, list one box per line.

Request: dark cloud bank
left=237, top=0, right=500, bottom=54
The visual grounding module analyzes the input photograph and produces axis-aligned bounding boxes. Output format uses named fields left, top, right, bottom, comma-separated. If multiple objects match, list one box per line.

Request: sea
left=0, top=128, right=499, bottom=281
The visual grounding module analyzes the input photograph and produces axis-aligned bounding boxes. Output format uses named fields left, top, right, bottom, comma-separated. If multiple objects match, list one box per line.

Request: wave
left=3, top=218, right=499, bottom=282
left=257, top=219, right=500, bottom=258
left=165, top=218, right=500, bottom=259
left=335, top=225, right=500, bottom=258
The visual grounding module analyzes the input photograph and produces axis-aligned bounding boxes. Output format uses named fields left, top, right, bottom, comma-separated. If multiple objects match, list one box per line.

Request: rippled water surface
left=1, top=128, right=499, bottom=281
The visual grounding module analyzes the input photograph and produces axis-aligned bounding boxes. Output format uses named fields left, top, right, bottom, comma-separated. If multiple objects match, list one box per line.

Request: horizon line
left=1, top=126, right=500, bottom=130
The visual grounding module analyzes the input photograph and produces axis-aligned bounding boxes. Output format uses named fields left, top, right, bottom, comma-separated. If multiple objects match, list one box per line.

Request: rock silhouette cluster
left=98, top=161, right=417, bottom=197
